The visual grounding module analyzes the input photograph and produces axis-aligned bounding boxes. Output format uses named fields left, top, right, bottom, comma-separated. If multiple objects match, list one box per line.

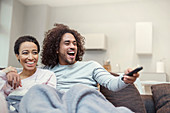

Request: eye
left=65, top=42, right=70, bottom=45
left=73, top=42, right=77, bottom=46
left=22, top=51, right=28, bottom=55
left=32, top=51, right=38, bottom=55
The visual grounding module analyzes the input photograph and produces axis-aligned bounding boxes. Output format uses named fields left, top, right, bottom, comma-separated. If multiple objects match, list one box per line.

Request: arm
left=0, top=70, right=7, bottom=90
left=94, top=69, right=128, bottom=92
left=0, top=70, right=12, bottom=96
left=92, top=62, right=139, bottom=92
left=122, top=68, right=139, bottom=84
left=2, top=66, right=22, bottom=89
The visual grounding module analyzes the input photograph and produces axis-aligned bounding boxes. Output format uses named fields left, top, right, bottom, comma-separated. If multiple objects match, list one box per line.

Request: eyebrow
left=64, top=40, right=70, bottom=42
left=22, top=49, right=38, bottom=52
left=22, top=50, right=28, bottom=52
left=32, top=49, right=38, bottom=51
left=64, top=40, right=77, bottom=42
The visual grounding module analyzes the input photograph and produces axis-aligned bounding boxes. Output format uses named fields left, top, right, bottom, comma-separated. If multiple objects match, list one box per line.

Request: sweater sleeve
left=0, top=71, right=12, bottom=96
left=92, top=62, right=128, bottom=92
left=0, top=70, right=6, bottom=90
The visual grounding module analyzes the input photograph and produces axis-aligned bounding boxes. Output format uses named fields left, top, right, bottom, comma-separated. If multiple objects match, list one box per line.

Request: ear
left=15, top=54, right=20, bottom=62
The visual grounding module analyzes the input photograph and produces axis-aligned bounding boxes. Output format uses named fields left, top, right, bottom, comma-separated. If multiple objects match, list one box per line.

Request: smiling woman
left=0, top=35, right=56, bottom=113
left=15, top=41, right=39, bottom=79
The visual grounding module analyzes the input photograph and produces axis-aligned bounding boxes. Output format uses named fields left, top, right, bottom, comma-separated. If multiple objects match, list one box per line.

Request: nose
left=70, top=43, right=75, bottom=49
left=28, top=53, right=33, bottom=60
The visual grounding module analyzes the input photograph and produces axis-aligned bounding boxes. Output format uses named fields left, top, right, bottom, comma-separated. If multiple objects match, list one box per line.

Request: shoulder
left=37, top=68, right=55, bottom=75
left=76, top=60, right=102, bottom=67
left=87, top=60, right=101, bottom=66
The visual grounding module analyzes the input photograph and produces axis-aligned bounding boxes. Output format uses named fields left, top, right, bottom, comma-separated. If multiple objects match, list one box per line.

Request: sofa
left=100, top=79, right=170, bottom=113
left=1, top=68, right=170, bottom=113
left=101, top=84, right=149, bottom=113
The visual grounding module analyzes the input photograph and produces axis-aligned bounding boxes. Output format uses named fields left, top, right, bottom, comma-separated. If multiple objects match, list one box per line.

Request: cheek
left=34, top=55, right=39, bottom=60
left=59, top=47, right=66, bottom=54
left=75, top=47, right=78, bottom=52
left=35, top=55, right=39, bottom=61
left=19, top=56, right=27, bottom=62
left=18, top=56, right=26, bottom=65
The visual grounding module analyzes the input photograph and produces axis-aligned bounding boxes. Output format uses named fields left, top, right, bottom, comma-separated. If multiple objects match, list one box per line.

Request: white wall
left=23, top=5, right=49, bottom=43
left=8, top=0, right=26, bottom=68
left=7, top=2, right=50, bottom=66
left=0, top=0, right=13, bottom=67
left=48, top=0, right=170, bottom=74
left=22, top=5, right=50, bottom=65
left=4, top=0, right=170, bottom=80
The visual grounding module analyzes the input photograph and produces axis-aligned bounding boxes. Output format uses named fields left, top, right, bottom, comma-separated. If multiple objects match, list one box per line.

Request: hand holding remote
left=126, top=66, right=143, bottom=76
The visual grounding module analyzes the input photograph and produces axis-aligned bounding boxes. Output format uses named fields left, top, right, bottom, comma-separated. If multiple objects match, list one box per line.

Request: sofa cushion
left=100, top=84, right=146, bottom=113
left=151, top=84, right=170, bottom=113
left=141, top=95, right=156, bottom=113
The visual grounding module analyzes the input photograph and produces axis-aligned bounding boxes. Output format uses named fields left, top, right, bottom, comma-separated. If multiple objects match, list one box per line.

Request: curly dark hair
left=41, top=23, right=85, bottom=68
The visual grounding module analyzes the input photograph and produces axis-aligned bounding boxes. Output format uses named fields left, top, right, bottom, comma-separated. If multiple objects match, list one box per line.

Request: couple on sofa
left=0, top=23, right=139, bottom=113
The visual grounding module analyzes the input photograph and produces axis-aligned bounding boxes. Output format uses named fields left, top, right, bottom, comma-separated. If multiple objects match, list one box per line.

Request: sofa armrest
left=141, top=95, right=155, bottom=113
left=100, top=84, right=147, bottom=113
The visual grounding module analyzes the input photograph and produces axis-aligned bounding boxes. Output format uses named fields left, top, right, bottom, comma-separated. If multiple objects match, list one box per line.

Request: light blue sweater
left=48, top=61, right=128, bottom=92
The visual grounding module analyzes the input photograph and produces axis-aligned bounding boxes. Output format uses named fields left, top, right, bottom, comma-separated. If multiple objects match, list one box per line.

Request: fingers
left=13, top=77, right=18, bottom=89
left=6, top=72, right=21, bottom=89
left=124, top=68, right=132, bottom=74
left=133, top=73, right=139, bottom=77
left=124, top=68, right=140, bottom=77
left=7, top=73, right=13, bottom=87
left=19, top=78, right=22, bottom=87
left=123, top=74, right=138, bottom=84
left=123, top=67, right=141, bottom=84
left=17, top=76, right=22, bottom=87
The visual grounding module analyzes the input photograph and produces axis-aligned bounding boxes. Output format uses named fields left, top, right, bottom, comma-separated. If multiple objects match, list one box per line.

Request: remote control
left=126, top=66, right=143, bottom=76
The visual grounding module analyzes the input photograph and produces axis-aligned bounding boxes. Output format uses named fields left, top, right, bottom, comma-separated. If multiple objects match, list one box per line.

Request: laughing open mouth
left=67, top=51, right=75, bottom=56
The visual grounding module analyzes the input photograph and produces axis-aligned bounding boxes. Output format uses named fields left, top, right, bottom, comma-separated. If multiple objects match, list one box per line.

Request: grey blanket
left=6, top=95, right=23, bottom=113
left=19, top=84, right=133, bottom=113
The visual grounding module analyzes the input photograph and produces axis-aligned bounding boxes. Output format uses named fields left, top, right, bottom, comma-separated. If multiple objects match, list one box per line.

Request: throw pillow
left=100, top=84, right=146, bottom=113
left=151, top=84, right=170, bottom=113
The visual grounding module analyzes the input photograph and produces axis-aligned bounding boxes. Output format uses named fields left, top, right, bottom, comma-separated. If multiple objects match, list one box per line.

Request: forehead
left=19, top=42, right=37, bottom=50
left=61, top=33, right=76, bottom=42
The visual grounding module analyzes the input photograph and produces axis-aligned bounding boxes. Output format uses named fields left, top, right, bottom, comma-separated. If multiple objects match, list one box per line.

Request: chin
left=25, top=67, right=36, bottom=71
left=67, top=60, right=76, bottom=65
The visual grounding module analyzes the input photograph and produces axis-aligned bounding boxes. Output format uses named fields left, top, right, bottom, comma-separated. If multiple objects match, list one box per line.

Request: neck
left=59, top=61, right=77, bottom=65
left=20, top=68, right=37, bottom=79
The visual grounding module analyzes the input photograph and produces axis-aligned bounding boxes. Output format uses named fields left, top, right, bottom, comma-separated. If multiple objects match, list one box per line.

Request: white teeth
left=68, top=51, right=75, bottom=54
left=27, top=62, right=34, bottom=64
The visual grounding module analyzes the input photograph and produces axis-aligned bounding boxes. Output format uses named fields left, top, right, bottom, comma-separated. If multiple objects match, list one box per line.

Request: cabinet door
left=136, top=22, right=152, bottom=54
left=84, top=34, right=106, bottom=50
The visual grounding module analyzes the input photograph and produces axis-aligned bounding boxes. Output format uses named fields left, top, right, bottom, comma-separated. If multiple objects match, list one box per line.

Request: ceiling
left=17, top=0, right=143, bottom=7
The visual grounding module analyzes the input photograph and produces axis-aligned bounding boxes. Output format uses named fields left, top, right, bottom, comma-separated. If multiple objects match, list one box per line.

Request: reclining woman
left=0, top=35, right=56, bottom=113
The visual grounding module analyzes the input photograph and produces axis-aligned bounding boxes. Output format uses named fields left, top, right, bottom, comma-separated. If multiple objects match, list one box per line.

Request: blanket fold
left=19, top=84, right=133, bottom=113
